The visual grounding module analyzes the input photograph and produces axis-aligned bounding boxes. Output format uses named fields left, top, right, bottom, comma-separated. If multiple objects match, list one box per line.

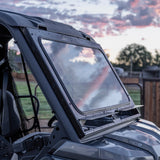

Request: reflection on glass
left=41, top=40, right=129, bottom=112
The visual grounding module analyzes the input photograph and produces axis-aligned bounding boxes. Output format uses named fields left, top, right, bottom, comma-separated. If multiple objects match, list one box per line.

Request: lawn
left=128, top=90, right=141, bottom=105
left=125, top=84, right=141, bottom=105
left=15, top=80, right=141, bottom=120
left=15, top=81, right=53, bottom=119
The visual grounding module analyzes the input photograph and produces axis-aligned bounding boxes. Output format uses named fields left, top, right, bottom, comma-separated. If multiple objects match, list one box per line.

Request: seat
left=0, top=90, right=21, bottom=137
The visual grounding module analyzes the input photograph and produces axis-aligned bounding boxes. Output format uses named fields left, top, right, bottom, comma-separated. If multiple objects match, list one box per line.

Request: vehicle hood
left=53, top=119, right=160, bottom=160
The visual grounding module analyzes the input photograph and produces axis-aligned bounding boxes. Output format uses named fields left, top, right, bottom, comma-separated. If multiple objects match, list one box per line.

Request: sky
left=1, top=0, right=160, bottom=62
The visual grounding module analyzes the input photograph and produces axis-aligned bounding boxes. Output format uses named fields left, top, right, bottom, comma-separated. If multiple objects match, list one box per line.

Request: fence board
left=149, top=82, right=153, bottom=121
left=156, top=82, right=160, bottom=125
left=144, top=81, right=150, bottom=120
left=144, top=80, right=160, bottom=127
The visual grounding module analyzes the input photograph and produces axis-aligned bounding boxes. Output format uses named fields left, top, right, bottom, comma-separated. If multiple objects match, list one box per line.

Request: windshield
left=41, top=39, right=129, bottom=112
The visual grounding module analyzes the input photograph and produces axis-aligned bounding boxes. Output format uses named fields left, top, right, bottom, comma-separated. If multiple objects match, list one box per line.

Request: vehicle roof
left=0, top=10, right=93, bottom=40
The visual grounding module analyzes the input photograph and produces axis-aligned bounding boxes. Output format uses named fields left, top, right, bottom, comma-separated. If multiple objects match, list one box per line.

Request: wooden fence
left=143, top=79, right=160, bottom=127
left=12, top=72, right=35, bottom=81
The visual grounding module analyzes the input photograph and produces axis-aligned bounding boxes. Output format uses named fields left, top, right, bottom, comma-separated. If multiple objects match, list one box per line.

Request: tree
left=153, top=50, right=160, bottom=67
left=117, top=43, right=153, bottom=71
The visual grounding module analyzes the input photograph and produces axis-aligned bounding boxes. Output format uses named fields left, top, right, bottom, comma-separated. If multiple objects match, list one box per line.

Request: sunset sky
left=1, top=0, right=160, bottom=62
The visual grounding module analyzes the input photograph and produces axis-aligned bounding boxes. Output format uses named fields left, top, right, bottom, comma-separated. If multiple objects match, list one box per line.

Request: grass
left=15, top=80, right=141, bottom=120
left=127, top=89, right=141, bottom=105
left=15, top=81, right=53, bottom=119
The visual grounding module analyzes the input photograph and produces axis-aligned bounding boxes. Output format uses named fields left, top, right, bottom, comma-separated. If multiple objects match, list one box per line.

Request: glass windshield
left=41, top=39, right=129, bottom=112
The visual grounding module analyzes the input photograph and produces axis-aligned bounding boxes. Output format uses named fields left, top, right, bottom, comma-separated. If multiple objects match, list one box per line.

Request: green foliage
left=116, top=43, right=153, bottom=71
left=153, top=50, right=160, bottom=67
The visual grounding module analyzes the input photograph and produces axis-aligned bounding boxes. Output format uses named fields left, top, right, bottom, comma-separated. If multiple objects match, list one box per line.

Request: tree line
left=112, top=43, right=160, bottom=71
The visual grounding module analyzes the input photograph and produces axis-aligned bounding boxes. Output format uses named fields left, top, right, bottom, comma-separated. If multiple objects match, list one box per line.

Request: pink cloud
left=155, top=7, right=160, bottom=15
left=2, top=0, right=160, bottom=38
left=130, top=0, right=139, bottom=8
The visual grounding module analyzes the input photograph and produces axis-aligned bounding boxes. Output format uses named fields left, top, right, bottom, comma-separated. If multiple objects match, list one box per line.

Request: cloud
left=117, top=1, right=130, bottom=10
left=146, top=0, right=158, bottom=7
left=109, top=0, right=160, bottom=33
left=1, top=0, right=160, bottom=38
left=130, top=0, right=139, bottom=8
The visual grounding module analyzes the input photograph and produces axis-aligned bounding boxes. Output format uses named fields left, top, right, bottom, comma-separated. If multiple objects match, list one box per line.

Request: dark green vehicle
left=0, top=10, right=159, bottom=160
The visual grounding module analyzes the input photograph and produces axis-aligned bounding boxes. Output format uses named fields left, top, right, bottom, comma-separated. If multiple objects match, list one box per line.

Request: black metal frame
left=124, top=83, right=143, bottom=105
left=124, top=83, right=143, bottom=118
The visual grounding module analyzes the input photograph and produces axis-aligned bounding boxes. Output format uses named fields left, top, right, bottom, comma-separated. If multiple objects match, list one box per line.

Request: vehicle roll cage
left=19, top=53, right=41, bottom=132
left=0, top=24, right=42, bottom=134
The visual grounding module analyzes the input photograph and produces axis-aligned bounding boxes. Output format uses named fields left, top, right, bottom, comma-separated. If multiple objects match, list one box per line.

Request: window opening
left=41, top=39, right=129, bottom=113
left=8, top=39, right=53, bottom=133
